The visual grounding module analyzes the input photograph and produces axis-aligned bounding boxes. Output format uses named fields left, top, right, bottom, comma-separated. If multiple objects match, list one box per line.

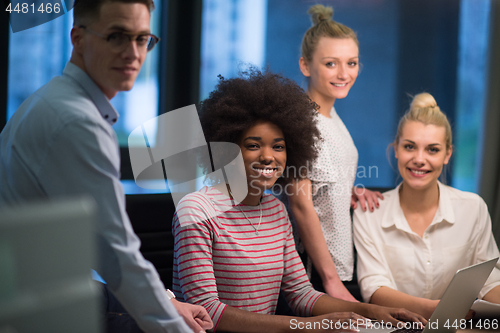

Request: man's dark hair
left=198, top=68, right=321, bottom=185
left=73, top=0, right=155, bottom=26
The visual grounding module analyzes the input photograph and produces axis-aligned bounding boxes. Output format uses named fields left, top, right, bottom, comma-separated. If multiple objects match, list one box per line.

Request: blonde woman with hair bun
left=353, top=92, right=500, bottom=319
left=285, top=4, right=383, bottom=302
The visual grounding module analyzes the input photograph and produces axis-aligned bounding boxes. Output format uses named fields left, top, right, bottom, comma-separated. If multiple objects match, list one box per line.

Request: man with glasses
left=0, top=1, right=212, bottom=332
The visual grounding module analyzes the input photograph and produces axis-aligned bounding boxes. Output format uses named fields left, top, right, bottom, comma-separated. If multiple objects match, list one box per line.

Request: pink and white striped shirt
left=172, top=187, right=323, bottom=330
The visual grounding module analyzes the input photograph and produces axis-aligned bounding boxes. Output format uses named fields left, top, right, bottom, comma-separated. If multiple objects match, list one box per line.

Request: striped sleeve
left=172, top=192, right=227, bottom=328
left=280, top=214, right=324, bottom=316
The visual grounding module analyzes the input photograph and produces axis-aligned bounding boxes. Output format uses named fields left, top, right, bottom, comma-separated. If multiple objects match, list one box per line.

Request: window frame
left=120, top=0, right=203, bottom=180
left=0, top=9, right=9, bottom=129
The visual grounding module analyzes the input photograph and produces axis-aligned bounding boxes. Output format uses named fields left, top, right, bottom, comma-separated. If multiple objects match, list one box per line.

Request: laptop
left=0, top=197, right=101, bottom=333
left=359, top=257, right=499, bottom=333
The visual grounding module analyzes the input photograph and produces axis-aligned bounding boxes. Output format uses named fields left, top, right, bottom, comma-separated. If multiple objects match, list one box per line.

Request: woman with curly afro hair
left=198, top=68, right=320, bottom=189
left=171, top=69, right=426, bottom=332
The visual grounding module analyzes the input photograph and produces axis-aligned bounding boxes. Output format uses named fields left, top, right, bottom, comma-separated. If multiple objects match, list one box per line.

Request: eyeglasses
left=79, top=26, right=160, bottom=52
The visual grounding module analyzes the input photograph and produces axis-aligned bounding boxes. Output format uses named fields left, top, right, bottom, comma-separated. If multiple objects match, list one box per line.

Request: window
left=200, top=0, right=403, bottom=188
left=4, top=0, right=492, bottom=194
left=451, top=0, right=491, bottom=192
left=200, top=0, right=267, bottom=100
left=7, top=2, right=163, bottom=147
left=7, top=5, right=73, bottom=120
left=200, top=0, right=490, bottom=191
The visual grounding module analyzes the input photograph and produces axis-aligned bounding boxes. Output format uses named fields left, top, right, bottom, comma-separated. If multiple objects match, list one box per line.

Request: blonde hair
left=394, top=92, right=452, bottom=151
left=301, top=4, right=359, bottom=63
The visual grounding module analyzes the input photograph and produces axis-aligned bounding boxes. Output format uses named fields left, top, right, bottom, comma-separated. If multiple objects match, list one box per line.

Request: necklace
left=229, top=189, right=262, bottom=235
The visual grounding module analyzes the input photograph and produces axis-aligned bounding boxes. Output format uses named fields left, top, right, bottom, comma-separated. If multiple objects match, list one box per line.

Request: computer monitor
left=0, top=197, right=101, bottom=333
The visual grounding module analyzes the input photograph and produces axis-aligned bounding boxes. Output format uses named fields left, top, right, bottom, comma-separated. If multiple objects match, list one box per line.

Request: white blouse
left=289, top=107, right=358, bottom=281
left=353, top=182, right=500, bottom=302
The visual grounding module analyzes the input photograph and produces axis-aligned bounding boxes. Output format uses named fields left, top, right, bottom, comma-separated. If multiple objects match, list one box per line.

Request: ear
left=394, top=143, right=399, bottom=159
left=70, top=26, right=85, bottom=54
left=443, top=145, right=453, bottom=165
left=299, top=57, right=311, bottom=77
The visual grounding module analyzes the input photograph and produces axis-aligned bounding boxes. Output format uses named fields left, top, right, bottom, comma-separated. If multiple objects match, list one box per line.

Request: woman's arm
left=173, top=194, right=230, bottom=327
left=369, top=287, right=438, bottom=319
left=216, top=306, right=363, bottom=333
left=288, top=179, right=358, bottom=302
left=215, top=295, right=426, bottom=333
left=483, top=285, right=500, bottom=304
left=475, top=198, right=500, bottom=302
left=353, top=206, right=401, bottom=303
left=312, top=294, right=427, bottom=325
left=216, top=306, right=295, bottom=333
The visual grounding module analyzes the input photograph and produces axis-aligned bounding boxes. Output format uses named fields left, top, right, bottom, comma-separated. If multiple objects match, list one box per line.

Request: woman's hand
left=351, top=187, right=384, bottom=212
left=299, top=312, right=370, bottom=332
left=366, top=304, right=427, bottom=327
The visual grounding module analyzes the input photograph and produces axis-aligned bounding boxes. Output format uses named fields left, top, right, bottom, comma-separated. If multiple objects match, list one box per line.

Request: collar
left=329, top=106, right=337, bottom=116
left=432, top=181, right=455, bottom=225
left=381, top=181, right=455, bottom=232
left=63, top=62, right=119, bottom=126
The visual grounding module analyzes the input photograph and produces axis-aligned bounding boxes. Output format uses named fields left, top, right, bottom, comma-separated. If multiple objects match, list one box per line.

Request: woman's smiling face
left=300, top=37, right=359, bottom=104
left=395, top=121, right=452, bottom=191
left=239, top=121, right=287, bottom=196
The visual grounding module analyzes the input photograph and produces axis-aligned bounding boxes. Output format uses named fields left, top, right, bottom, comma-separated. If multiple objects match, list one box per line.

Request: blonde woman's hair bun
left=410, top=92, right=438, bottom=110
left=308, top=4, right=334, bottom=26
left=393, top=92, right=452, bottom=153
left=301, top=4, right=358, bottom=62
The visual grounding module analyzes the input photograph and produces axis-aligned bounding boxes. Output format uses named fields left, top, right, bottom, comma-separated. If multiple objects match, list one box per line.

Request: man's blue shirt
left=0, top=62, right=190, bottom=333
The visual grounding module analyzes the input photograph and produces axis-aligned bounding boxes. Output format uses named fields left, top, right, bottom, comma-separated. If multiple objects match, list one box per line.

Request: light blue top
left=0, top=62, right=191, bottom=333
